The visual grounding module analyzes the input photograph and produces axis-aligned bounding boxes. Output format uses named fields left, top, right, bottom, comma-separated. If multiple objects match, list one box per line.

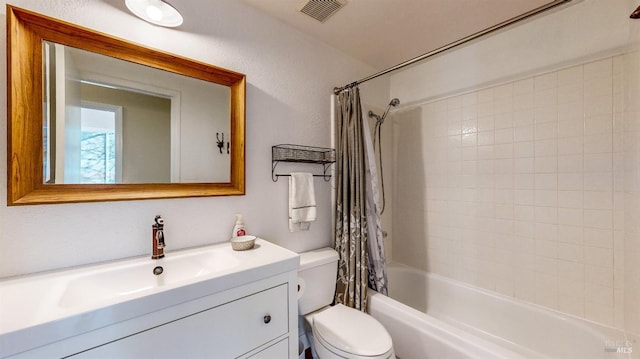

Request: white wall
left=0, top=0, right=378, bottom=278
left=388, top=0, right=640, bottom=335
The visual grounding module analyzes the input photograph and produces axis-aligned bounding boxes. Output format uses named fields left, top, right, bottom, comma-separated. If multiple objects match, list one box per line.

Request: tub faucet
left=152, top=215, right=165, bottom=259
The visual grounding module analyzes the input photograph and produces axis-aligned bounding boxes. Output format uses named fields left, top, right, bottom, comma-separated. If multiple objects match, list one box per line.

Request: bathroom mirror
left=7, top=6, right=246, bottom=205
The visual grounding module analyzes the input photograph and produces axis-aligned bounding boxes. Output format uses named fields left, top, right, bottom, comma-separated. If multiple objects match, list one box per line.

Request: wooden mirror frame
left=6, top=6, right=246, bottom=205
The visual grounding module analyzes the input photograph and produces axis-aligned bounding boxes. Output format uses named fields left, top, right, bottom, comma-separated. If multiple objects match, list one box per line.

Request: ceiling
left=241, top=0, right=557, bottom=70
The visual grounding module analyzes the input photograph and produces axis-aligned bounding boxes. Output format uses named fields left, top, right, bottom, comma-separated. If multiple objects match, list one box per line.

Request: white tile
left=558, top=118, right=583, bottom=138
left=584, top=134, right=613, bottom=154
left=495, top=128, right=514, bottom=144
left=558, top=173, right=583, bottom=191
left=514, top=125, right=534, bottom=142
left=558, top=190, right=583, bottom=209
left=494, top=158, right=514, bottom=173
left=558, top=84, right=584, bottom=104
left=583, top=191, right=612, bottom=210
left=462, top=147, right=477, bottom=160
left=584, top=153, right=612, bottom=172
left=583, top=209, right=612, bottom=229
left=584, top=96, right=613, bottom=117
left=515, top=221, right=535, bottom=238
left=584, top=227, right=613, bottom=248
left=514, top=78, right=534, bottom=94
left=447, top=96, right=463, bottom=109
left=583, top=172, right=613, bottom=191
left=494, top=144, right=513, bottom=160
left=477, top=131, right=495, bottom=146
left=514, top=93, right=534, bottom=111
left=535, top=222, right=558, bottom=242
left=585, top=264, right=613, bottom=287
left=558, top=208, right=583, bottom=227
left=535, top=190, right=558, bottom=207
left=584, top=76, right=613, bottom=99
left=514, top=141, right=535, bottom=158
left=494, top=113, right=513, bottom=129
left=585, top=284, right=614, bottom=306
left=558, top=225, right=583, bottom=245
left=478, top=116, right=495, bottom=132
left=535, top=72, right=558, bottom=90
left=584, top=58, right=612, bottom=80
left=477, top=88, right=494, bottom=103
left=515, top=189, right=535, bottom=205
left=557, top=155, right=583, bottom=173
left=535, top=206, right=558, bottom=224
left=534, top=106, right=558, bottom=124
left=584, top=246, right=614, bottom=268
left=515, top=158, right=534, bottom=174
left=584, top=114, right=613, bottom=135
left=557, top=136, right=583, bottom=155
left=513, top=109, right=534, bottom=127
left=461, top=133, right=477, bottom=147
left=514, top=205, right=534, bottom=221
left=535, top=122, right=558, bottom=140
left=559, top=260, right=585, bottom=280
left=559, top=242, right=584, bottom=263
left=462, top=119, right=477, bottom=134
left=462, top=93, right=477, bottom=106
left=558, top=101, right=584, bottom=122
left=535, top=173, right=557, bottom=190
left=557, top=65, right=583, bottom=86
left=535, top=157, right=557, bottom=173
left=535, top=139, right=558, bottom=157
left=535, top=88, right=558, bottom=108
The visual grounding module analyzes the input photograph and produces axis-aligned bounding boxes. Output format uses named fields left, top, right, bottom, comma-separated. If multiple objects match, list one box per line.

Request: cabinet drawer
left=74, top=284, right=289, bottom=358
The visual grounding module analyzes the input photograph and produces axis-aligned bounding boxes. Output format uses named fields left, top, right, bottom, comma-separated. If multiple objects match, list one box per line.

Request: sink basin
left=58, top=247, right=240, bottom=308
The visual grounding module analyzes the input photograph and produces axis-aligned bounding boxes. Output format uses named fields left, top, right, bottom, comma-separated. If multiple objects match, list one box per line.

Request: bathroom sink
left=0, top=238, right=300, bottom=358
left=58, top=247, right=240, bottom=308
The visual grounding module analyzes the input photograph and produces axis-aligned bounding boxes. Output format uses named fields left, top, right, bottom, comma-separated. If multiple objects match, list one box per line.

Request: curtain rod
left=333, top=0, right=573, bottom=95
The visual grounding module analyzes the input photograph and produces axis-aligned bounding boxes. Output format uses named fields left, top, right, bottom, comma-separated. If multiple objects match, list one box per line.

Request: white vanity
left=0, top=239, right=299, bottom=358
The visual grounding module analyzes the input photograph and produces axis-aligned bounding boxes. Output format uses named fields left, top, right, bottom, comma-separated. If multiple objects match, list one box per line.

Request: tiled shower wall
left=392, top=52, right=640, bottom=332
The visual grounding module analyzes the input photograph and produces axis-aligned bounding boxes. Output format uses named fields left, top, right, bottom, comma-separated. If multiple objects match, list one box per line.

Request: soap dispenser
left=232, top=214, right=246, bottom=237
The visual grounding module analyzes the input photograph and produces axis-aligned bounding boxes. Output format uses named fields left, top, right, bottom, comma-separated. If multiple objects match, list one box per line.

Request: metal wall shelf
left=271, top=144, right=335, bottom=182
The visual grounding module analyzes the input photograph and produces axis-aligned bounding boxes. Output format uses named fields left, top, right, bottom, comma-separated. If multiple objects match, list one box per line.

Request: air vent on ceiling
left=297, top=0, right=347, bottom=23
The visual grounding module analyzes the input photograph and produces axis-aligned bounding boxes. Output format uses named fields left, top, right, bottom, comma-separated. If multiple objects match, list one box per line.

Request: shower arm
left=333, top=0, right=573, bottom=94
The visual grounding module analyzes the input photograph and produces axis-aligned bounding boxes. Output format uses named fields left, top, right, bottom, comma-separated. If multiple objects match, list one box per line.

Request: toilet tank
left=298, top=247, right=339, bottom=316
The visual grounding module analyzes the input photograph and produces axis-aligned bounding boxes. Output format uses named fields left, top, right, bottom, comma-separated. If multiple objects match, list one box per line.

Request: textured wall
left=0, top=0, right=379, bottom=277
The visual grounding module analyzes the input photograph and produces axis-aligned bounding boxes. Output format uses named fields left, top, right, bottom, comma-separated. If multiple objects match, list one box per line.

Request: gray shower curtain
left=334, top=86, right=387, bottom=312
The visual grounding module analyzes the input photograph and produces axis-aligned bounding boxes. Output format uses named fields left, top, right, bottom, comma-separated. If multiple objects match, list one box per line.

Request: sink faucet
left=152, top=215, right=165, bottom=259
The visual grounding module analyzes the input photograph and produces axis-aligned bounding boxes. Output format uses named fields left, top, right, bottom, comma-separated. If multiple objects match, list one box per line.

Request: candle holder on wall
left=216, top=132, right=231, bottom=155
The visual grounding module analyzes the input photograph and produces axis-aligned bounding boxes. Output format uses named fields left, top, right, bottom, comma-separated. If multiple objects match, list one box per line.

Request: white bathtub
left=368, top=264, right=636, bottom=359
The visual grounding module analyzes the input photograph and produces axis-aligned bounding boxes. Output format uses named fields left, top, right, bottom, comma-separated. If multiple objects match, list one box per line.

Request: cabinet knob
left=263, top=314, right=271, bottom=324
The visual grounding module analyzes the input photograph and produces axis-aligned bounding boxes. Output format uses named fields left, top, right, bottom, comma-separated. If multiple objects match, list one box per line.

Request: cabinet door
left=72, top=284, right=288, bottom=358
left=247, top=338, right=289, bottom=359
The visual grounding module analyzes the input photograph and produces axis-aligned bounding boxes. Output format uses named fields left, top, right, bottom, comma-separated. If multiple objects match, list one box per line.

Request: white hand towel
left=289, top=172, right=316, bottom=232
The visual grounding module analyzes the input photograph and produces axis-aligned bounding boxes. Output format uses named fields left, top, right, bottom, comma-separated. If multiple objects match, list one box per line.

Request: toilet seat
left=312, top=304, right=394, bottom=359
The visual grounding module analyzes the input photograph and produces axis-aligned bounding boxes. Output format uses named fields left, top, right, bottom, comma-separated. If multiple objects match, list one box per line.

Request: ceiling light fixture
left=125, top=0, right=183, bottom=27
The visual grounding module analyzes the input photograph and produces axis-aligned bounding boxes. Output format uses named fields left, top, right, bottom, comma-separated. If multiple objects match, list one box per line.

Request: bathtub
left=368, top=264, right=636, bottom=359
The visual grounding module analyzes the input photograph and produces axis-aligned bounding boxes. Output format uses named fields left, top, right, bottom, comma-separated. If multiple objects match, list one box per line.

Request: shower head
left=380, top=98, right=400, bottom=121
left=369, top=98, right=401, bottom=124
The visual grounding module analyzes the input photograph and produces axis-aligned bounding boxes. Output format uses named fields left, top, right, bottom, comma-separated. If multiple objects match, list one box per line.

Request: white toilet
left=298, top=248, right=395, bottom=359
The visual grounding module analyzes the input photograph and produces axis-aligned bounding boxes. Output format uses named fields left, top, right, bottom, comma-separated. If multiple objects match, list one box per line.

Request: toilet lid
left=313, top=304, right=393, bottom=357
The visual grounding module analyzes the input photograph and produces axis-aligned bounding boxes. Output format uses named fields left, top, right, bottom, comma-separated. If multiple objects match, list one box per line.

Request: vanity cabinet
left=2, top=239, right=300, bottom=359
left=73, top=284, right=289, bottom=358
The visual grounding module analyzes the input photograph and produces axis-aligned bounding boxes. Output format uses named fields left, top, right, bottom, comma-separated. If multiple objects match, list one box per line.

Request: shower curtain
left=334, top=87, right=388, bottom=312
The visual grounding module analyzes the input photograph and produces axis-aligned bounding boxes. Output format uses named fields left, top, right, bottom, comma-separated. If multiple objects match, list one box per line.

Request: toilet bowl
left=298, top=248, right=395, bottom=359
